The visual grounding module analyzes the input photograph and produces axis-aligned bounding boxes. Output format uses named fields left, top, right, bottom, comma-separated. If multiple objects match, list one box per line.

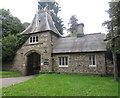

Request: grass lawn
left=0, top=71, right=23, bottom=78
left=2, top=74, right=118, bottom=96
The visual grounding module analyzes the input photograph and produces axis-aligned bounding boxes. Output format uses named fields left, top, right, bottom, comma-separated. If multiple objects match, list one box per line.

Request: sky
left=0, top=0, right=111, bottom=34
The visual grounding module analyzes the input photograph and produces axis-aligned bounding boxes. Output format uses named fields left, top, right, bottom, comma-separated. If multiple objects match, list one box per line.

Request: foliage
left=16, top=34, right=29, bottom=49
left=67, top=31, right=79, bottom=37
left=2, top=34, right=29, bottom=63
left=105, top=48, right=113, bottom=61
left=109, top=2, right=120, bottom=34
left=0, top=37, right=2, bottom=61
left=0, top=9, right=24, bottom=37
left=103, top=1, right=120, bottom=53
left=38, top=0, right=64, bottom=34
left=68, top=15, right=78, bottom=33
left=23, top=22, right=30, bottom=29
left=2, top=74, right=118, bottom=96
left=115, top=38, right=120, bottom=53
left=1, top=9, right=29, bottom=63
left=2, top=35, right=18, bottom=63
left=0, top=71, right=23, bottom=78
left=103, top=1, right=120, bottom=81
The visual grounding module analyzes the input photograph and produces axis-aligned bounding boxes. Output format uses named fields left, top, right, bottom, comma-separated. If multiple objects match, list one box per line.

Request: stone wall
left=2, top=63, right=13, bottom=71
left=13, top=31, right=110, bottom=76
left=106, top=59, right=114, bottom=75
left=13, top=31, right=55, bottom=75
left=52, top=52, right=106, bottom=75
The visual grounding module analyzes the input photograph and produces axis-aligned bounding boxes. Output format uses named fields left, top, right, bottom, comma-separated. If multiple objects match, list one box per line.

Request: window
left=29, top=36, right=39, bottom=44
left=58, top=56, right=68, bottom=67
left=89, top=55, right=96, bottom=67
left=30, top=37, right=32, bottom=43
left=36, top=36, right=38, bottom=42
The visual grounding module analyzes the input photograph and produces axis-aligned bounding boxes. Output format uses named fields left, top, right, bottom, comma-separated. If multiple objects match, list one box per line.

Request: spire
left=21, top=5, right=61, bottom=36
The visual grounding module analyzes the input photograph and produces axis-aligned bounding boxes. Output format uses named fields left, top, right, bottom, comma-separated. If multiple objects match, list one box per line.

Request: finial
left=44, top=4, right=50, bottom=14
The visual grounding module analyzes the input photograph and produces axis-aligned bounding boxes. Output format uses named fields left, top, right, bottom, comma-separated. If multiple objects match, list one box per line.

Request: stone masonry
left=53, top=52, right=106, bottom=75
left=13, top=32, right=57, bottom=75
left=12, top=8, right=111, bottom=76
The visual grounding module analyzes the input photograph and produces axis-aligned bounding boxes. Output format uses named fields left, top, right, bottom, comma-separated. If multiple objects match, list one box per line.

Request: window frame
left=89, top=55, right=96, bottom=67
left=58, top=56, right=69, bottom=67
left=29, top=36, right=39, bottom=44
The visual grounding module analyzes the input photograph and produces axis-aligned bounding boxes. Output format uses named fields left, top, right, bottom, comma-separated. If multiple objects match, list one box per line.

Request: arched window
left=29, top=36, right=39, bottom=44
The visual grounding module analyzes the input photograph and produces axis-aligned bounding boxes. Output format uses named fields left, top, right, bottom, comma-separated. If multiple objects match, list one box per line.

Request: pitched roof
left=21, top=10, right=61, bottom=36
left=53, top=33, right=106, bottom=53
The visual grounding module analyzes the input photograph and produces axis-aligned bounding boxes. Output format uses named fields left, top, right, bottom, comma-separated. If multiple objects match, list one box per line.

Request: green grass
left=0, top=71, right=23, bottom=78
left=2, top=74, right=118, bottom=96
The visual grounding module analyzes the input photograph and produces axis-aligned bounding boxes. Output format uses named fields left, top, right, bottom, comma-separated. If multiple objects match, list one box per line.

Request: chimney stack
left=76, top=23, right=84, bottom=37
left=77, top=23, right=84, bottom=34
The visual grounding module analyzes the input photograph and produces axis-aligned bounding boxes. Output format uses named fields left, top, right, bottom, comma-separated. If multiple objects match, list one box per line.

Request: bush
left=2, top=34, right=18, bottom=63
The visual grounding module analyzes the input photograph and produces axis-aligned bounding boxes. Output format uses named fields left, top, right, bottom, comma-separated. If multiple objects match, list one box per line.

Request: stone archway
left=26, top=51, right=41, bottom=75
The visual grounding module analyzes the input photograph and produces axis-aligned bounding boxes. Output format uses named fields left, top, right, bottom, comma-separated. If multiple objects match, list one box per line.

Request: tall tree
left=38, top=0, right=64, bottom=34
left=0, top=9, right=24, bottom=37
left=103, top=1, right=120, bottom=81
left=1, top=9, right=29, bottom=63
left=68, top=15, right=78, bottom=33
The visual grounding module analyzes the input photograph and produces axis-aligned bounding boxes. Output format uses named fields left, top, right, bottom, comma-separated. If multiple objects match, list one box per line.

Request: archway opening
left=27, top=52, right=41, bottom=75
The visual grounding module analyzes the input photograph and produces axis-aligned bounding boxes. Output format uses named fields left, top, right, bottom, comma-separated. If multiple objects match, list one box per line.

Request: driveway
left=0, top=75, right=36, bottom=88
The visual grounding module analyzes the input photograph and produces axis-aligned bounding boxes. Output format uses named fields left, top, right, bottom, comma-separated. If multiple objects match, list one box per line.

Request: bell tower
left=13, top=5, right=61, bottom=75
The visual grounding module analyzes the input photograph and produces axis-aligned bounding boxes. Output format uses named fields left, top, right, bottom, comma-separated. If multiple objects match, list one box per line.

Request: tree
left=23, top=22, right=30, bottom=29
left=0, top=38, right=2, bottom=65
left=0, top=9, right=24, bottom=37
left=38, top=0, right=64, bottom=34
left=1, top=9, right=29, bottom=63
left=2, top=35, right=18, bottom=63
left=2, top=34, right=29, bottom=63
left=68, top=15, right=78, bottom=33
left=103, top=1, right=120, bottom=81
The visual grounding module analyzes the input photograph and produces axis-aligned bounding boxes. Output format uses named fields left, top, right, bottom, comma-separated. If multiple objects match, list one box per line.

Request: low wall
left=2, top=63, right=13, bottom=71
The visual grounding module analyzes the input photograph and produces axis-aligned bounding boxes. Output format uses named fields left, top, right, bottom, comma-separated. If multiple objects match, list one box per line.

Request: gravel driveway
left=0, top=75, right=36, bottom=88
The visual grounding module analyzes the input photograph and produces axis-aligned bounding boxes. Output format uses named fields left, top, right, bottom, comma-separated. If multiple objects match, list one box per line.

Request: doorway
left=26, top=52, right=41, bottom=75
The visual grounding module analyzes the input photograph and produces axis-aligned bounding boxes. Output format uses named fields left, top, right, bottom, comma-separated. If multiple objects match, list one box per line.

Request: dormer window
left=29, top=36, right=39, bottom=44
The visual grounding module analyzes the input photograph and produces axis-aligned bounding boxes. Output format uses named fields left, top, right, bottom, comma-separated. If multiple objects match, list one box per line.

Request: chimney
left=77, top=23, right=84, bottom=34
left=77, top=23, right=84, bottom=37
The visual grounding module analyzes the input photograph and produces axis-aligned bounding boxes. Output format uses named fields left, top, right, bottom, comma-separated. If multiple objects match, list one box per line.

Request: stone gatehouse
left=13, top=8, right=110, bottom=76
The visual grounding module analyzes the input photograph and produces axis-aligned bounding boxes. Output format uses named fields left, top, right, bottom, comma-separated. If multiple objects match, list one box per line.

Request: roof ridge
left=85, top=33, right=102, bottom=36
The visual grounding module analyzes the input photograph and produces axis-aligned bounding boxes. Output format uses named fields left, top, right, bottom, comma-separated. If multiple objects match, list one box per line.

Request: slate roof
left=21, top=8, right=106, bottom=53
left=21, top=10, right=61, bottom=36
left=53, top=33, right=106, bottom=53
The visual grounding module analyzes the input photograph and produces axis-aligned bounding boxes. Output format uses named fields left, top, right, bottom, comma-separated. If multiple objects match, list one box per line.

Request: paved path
left=0, top=75, right=36, bottom=88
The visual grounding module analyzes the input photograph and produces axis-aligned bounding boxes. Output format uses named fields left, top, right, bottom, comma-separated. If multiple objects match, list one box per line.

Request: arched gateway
left=26, top=51, right=41, bottom=75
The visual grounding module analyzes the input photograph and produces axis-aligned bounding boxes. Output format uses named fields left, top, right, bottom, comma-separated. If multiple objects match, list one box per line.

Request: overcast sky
left=1, top=0, right=111, bottom=34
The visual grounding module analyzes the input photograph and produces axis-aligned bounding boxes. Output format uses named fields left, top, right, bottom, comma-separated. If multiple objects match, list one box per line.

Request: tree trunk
left=112, top=50, right=118, bottom=81
left=112, top=38, right=118, bottom=81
